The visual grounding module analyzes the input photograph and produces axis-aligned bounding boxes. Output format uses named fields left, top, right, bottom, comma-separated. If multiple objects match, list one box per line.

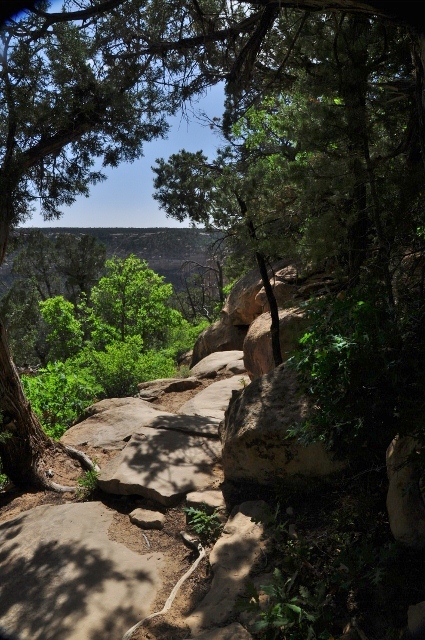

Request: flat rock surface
left=186, top=500, right=266, bottom=634
left=61, top=399, right=221, bottom=450
left=190, top=351, right=244, bottom=378
left=0, top=502, right=162, bottom=640
left=98, top=427, right=222, bottom=505
left=178, top=376, right=249, bottom=420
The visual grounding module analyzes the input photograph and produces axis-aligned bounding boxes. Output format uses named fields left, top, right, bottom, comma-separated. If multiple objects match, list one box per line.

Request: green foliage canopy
left=90, top=254, right=182, bottom=346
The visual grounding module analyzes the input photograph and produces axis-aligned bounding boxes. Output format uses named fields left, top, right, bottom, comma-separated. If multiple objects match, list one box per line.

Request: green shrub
left=76, top=337, right=176, bottom=398
left=21, top=361, right=102, bottom=439
left=136, top=349, right=176, bottom=384
left=286, top=292, right=401, bottom=461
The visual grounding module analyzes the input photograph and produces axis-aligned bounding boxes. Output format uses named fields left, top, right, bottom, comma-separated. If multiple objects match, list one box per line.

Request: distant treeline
left=1, top=227, right=221, bottom=291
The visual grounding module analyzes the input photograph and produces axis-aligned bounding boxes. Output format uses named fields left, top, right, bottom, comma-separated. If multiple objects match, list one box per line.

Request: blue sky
left=22, top=1, right=226, bottom=228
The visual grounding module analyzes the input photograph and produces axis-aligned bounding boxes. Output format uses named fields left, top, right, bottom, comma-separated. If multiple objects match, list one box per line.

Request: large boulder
left=220, top=364, right=344, bottom=486
left=190, top=319, right=247, bottom=368
left=243, top=308, right=308, bottom=380
left=254, top=265, right=299, bottom=311
left=386, top=436, right=425, bottom=548
left=191, top=261, right=300, bottom=367
left=221, top=270, right=264, bottom=326
left=222, top=260, right=302, bottom=326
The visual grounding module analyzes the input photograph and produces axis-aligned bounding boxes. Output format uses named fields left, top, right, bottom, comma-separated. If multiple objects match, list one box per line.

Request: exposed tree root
left=63, top=444, right=101, bottom=472
left=121, top=534, right=206, bottom=640
left=35, top=442, right=100, bottom=494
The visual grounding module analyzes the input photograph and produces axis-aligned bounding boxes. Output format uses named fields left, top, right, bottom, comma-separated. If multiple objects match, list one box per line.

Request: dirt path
left=0, top=376, right=229, bottom=640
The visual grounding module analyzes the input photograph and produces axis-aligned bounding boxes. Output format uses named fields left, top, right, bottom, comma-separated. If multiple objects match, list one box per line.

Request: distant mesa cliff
left=1, top=227, right=220, bottom=291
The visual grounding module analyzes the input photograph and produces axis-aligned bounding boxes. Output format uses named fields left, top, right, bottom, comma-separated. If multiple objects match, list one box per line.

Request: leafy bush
left=21, top=362, right=102, bottom=439
left=76, top=337, right=176, bottom=398
left=287, top=292, right=401, bottom=461
left=237, top=495, right=407, bottom=640
left=242, top=568, right=332, bottom=640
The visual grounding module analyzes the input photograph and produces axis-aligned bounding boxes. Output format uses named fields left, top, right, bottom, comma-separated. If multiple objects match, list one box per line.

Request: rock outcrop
left=190, top=260, right=300, bottom=367
left=254, top=264, right=299, bottom=310
left=221, top=364, right=344, bottom=485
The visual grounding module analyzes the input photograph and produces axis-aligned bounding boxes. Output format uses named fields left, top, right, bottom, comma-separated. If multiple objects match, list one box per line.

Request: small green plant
left=241, top=568, right=332, bottom=640
left=184, top=503, right=223, bottom=544
left=76, top=464, right=99, bottom=500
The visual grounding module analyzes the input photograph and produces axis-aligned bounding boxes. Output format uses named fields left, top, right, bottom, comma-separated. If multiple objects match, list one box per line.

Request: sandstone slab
left=178, top=376, right=249, bottom=421
left=60, top=397, right=175, bottom=449
left=98, top=427, right=222, bottom=505
left=224, top=360, right=246, bottom=374
left=0, top=502, right=162, bottom=640
left=190, top=351, right=244, bottom=378
left=61, top=399, right=221, bottom=450
left=186, top=489, right=226, bottom=513
left=185, top=501, right=266, bottom=634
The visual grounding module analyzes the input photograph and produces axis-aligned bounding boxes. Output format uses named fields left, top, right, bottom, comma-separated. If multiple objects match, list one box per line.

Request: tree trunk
left=0, top=318, right=52, bottom=486
left=243, top=213, right=283, bottom=368
left=254, top=250, right=283, bottom=367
